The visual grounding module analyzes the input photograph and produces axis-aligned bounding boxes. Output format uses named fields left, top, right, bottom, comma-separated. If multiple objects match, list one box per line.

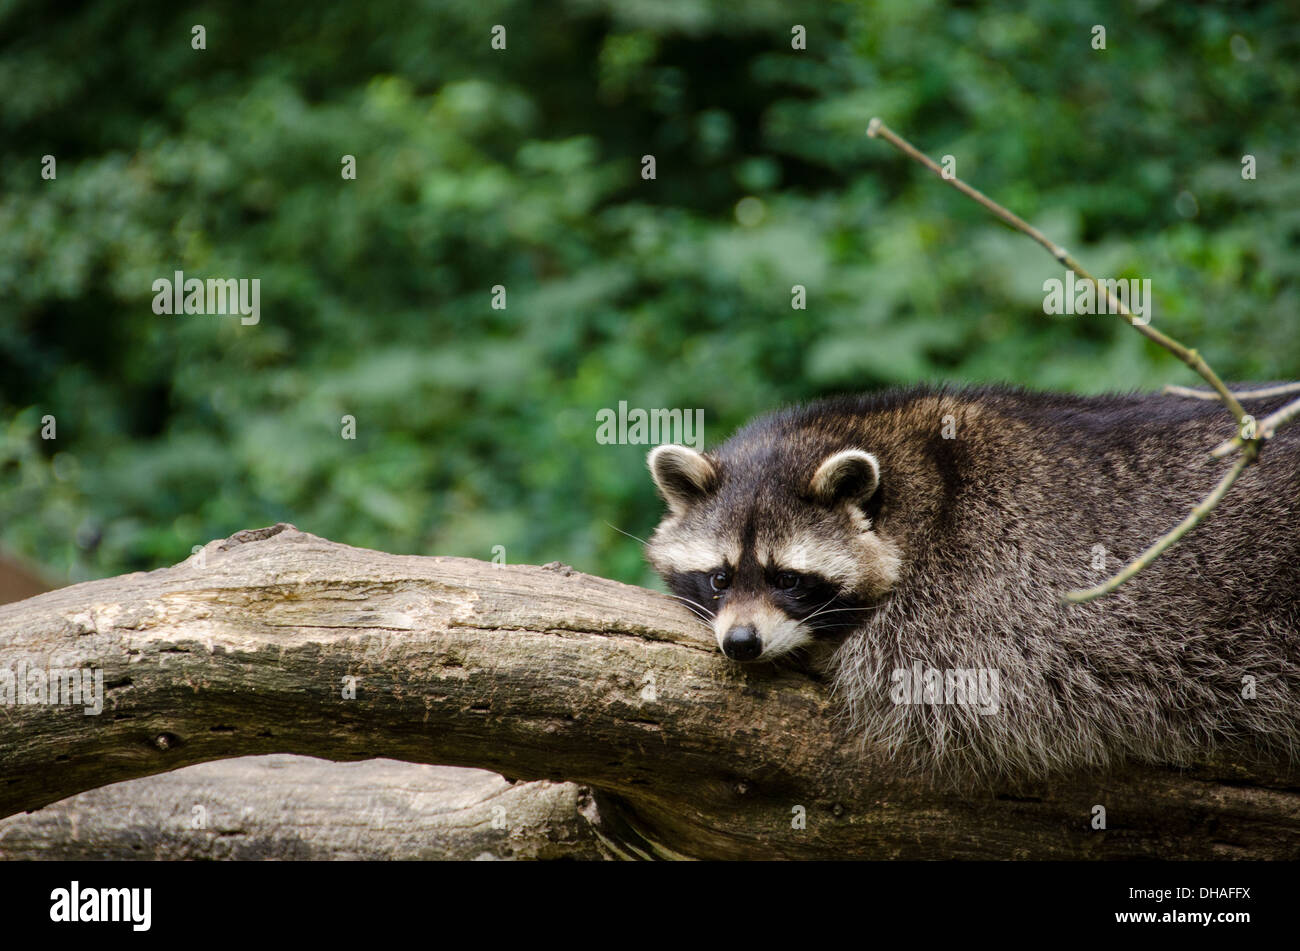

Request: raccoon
left=645, top=385, right=1300, bottom=782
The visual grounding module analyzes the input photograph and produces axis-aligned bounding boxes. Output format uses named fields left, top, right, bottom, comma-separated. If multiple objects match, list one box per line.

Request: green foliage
left=1, top=0, right=1297, bottom=588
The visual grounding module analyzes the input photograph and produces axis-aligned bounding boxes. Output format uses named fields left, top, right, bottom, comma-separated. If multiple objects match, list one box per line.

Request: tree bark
left=0, top=756, right=608, bottom=860
left=1, top=523, right=1296, bottom=859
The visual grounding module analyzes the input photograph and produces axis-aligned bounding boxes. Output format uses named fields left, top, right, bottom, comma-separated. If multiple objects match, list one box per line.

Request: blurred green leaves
left=0, top=0, right=1296, bottom=589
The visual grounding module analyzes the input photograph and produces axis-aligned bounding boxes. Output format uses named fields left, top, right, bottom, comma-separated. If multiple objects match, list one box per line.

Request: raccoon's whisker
left=667, top=598, right=718, bottom=635
left=664, top=598, right=715, bottom=633
left=799, top=596, right=841, bottom=623
left=803, top=603, right=878, bottom=619
left=612, top=519, right=717, bottom=631
left=662, top=592, right=717, bottom=619
left=682, top=605, right=713, bottom=624
left=801, top=607, right=867, bottom=636
left=604, top=521, right=652, bottom=547
left=802, top=603, right=869, bottom=623
left=804, top=610, right=867, bottom=621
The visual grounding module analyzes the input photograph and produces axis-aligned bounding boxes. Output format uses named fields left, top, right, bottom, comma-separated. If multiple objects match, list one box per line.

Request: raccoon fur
left=645, top=385, right=1300, bottom=783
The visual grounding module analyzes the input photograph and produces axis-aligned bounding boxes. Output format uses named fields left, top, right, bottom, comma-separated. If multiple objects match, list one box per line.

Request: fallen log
left=0, top=756, right=605, bottom=860
left=0, top=524, right=1296, bottom=859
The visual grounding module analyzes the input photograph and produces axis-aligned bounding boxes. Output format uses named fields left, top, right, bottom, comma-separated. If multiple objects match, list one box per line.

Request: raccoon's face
left=645, top=443, right=901, bottom=662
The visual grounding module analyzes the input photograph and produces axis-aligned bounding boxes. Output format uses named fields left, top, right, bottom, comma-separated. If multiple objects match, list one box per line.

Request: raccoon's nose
left=722, top=625, right=762, bottom=661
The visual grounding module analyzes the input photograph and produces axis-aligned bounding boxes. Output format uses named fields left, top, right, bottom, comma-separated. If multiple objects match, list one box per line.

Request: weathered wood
left=0, top=756, right=607, bottom=860
left=1, top=524, right=1296, bottom=859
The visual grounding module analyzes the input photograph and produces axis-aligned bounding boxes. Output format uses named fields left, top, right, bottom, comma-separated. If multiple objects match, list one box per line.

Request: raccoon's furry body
left=646, top=385, right=1300, bottom=783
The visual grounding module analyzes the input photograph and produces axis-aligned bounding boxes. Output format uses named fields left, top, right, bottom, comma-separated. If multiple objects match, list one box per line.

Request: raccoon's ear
left=810, top=449, right=880, bottom=508
left=648, top=445, right=718, bottom=514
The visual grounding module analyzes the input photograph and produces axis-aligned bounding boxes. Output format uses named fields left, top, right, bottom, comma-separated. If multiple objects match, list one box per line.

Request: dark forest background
left=2, top=0, right=1297, bottom=589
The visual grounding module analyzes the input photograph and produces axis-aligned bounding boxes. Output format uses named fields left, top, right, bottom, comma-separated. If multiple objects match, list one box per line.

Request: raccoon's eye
left=709, top=570, right=731, bottom=592
left=775, top=571, right=800, bottom=591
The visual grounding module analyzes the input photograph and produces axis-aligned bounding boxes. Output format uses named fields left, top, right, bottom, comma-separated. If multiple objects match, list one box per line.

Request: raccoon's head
left=645, top=442, right=901, bottom=662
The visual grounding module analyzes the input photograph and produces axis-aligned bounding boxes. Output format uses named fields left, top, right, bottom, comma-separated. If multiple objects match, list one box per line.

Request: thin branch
left=866, top=118, right=1254, bottom=438
left=1164, top=382, right=1300, bottom=401
left=865, top=118, right=1272, bottom=604
left=1211, top=393, right=1300, bottom=459
left=1254, top=393, right=1300, bottom=438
